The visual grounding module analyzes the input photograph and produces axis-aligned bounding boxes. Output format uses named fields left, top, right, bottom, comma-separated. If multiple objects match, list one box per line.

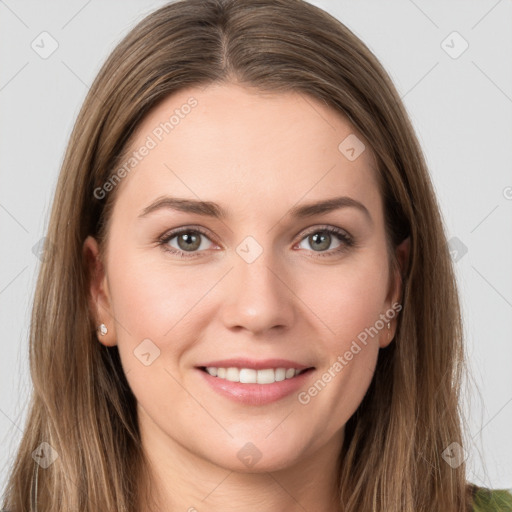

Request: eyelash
left=157, top=224, right=355, bottom=259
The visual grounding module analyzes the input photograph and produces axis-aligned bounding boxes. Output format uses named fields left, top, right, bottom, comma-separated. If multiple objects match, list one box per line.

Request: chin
left=202, top=434, right=309, bottom=474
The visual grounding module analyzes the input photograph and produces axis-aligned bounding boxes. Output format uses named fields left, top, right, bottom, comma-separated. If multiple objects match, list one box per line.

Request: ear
left=83, top=235, right=117, bottom=347
left=380, top=236, right=410, bottom=348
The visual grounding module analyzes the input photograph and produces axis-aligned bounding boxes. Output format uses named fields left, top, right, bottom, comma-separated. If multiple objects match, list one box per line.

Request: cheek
left=293, top=260, right=387, bottom=438
left=109, top=251, right=225, bottom=386
left=297, top=254, right=389, bottom=341
left=106, top=254, right=203, bottom=413
left=106, top=251, right=222, bottom=362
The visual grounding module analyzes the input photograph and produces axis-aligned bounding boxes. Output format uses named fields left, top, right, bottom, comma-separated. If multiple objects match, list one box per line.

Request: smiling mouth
left=199, top=366, right=314, bottom=384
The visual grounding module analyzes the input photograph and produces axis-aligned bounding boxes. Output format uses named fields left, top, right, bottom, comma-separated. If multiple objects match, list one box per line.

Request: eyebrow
left=138, top=195, right=372, bottom=223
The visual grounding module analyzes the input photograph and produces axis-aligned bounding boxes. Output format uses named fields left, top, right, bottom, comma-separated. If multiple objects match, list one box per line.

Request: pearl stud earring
left=97, top=323, right=108, bottom=336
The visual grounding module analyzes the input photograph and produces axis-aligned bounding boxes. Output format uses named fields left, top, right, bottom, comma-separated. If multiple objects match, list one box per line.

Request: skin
left=84, top=82, right=409, bottom=512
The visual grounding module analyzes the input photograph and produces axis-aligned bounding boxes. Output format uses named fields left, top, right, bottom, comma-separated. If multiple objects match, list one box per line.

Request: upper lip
left=196, top=358, right=313, bottom=370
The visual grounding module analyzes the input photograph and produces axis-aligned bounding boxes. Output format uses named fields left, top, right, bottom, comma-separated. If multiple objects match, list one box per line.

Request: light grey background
left=1, top=0, right=511, bottom=496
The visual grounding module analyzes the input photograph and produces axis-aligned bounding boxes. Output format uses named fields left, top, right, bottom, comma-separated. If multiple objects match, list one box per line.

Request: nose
left=219, top=249, right=296, bottom=336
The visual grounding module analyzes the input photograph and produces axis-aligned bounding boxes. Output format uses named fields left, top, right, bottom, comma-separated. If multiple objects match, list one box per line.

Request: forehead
left=111, top=82, right=382, bottom=222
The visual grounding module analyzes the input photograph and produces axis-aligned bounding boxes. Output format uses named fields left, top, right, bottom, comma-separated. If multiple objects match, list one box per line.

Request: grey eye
left=298, top=230, right=343, bottom=252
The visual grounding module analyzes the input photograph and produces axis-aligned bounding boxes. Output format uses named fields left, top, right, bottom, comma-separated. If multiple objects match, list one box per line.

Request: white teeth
left=257, top=369, right=275, bottom=384
left=204, top=366, right=305, bottom=384
left=239, top=368, right=257, bottom=383
left=285, top=368, right=296, bottom=379
left=275, top=368, right=286, bottom=382
left=225, top=367, right=239, bottom=382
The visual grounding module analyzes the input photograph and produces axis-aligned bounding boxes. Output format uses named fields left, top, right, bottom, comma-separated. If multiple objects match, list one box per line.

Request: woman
left=2, top=0, right=511, bottom=511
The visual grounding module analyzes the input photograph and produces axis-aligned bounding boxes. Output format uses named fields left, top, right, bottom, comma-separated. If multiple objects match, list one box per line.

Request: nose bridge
left=220, top=235, right=295, bottom=333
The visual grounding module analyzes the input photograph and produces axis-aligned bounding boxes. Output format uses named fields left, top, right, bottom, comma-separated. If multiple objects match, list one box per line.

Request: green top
left=471, top=485, right=512, bottom=511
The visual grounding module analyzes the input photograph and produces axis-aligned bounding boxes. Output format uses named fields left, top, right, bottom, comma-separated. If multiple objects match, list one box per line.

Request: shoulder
left=469, top=483, right=512, bottom=511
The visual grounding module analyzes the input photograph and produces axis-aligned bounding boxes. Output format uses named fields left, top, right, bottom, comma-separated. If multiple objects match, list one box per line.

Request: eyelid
left=297, top=224, right=352, bottom=242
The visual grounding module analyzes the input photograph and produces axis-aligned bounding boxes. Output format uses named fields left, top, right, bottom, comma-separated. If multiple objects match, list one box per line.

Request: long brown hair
left=2, top=0, right=475, bottom=510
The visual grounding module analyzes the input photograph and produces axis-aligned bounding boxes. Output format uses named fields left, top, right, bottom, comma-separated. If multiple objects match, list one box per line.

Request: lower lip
left=196, top=368, right=314, bottom=406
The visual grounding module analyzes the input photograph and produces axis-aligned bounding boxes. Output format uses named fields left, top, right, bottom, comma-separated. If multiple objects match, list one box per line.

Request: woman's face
left=85, top=83, right=407, bottom=474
